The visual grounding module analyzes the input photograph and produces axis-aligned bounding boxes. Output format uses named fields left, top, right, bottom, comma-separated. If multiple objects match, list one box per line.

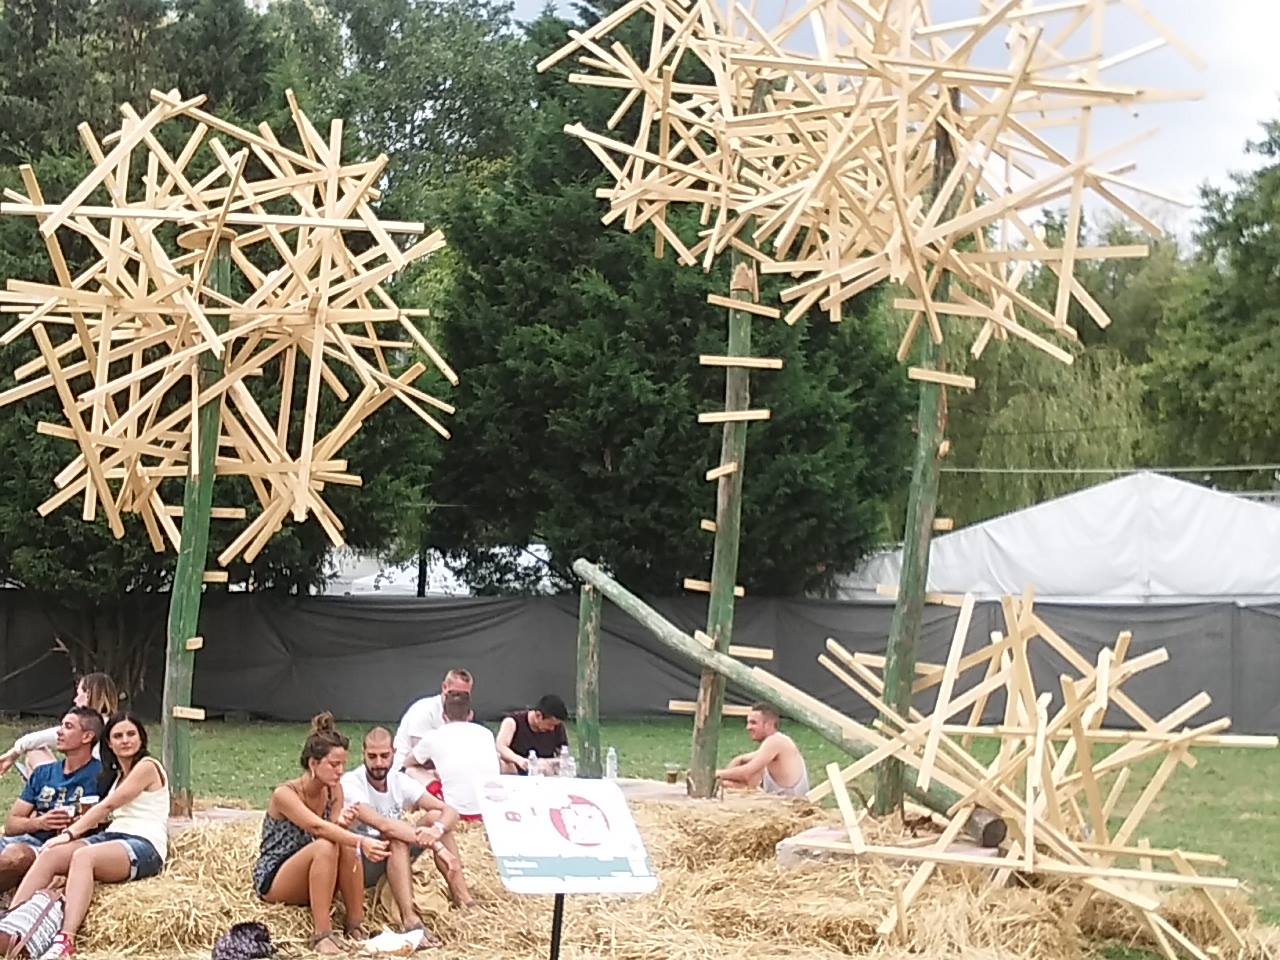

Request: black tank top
left=508, top=709, right=568, bottom=759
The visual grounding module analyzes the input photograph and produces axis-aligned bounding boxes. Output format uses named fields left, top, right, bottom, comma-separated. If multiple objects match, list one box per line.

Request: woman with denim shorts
left=4, top=712, right=168, bottom=958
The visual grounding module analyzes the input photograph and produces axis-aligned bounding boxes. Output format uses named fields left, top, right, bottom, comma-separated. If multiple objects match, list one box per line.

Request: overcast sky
left=513, top=2, right=1280, bottom=234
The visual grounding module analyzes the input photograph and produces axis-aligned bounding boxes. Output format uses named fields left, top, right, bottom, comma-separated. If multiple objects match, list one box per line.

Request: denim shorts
left=81, top=833, right=164, bottom=880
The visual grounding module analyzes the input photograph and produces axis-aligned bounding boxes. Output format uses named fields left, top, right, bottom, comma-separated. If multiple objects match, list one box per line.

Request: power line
left=941, top=464, right=1280, bottom=476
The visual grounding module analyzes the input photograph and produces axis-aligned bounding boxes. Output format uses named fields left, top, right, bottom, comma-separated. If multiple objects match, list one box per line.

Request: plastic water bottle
left=605, top=746, right=618, bottom=779
left=527, top=749, right=540, bottom=777
left=558, top=744, right=576, bottom=778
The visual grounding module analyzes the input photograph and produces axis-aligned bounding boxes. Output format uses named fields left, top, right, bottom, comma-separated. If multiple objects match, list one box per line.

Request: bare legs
left=5, top=841, right=130, bottom=946
left=263, top=839, right=363, bottom=956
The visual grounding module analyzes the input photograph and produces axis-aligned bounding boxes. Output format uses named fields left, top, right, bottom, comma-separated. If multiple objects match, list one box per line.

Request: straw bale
left=1079, top=889, right=1272, bottom=959
left=71, top=797, right=1261, bottom=960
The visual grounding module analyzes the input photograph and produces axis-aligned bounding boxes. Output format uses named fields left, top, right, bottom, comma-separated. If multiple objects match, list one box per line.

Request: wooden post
left=573, top=558, right=1006, bottom=846
left=876, top=91, right=960, bottom=816
left=687, top=77, right=773, bottom=799
left=575, top=583, right=603, bottom=778
left=161, top=234, right=231, bottom=817
left=688, top=256, right=756, bottom=797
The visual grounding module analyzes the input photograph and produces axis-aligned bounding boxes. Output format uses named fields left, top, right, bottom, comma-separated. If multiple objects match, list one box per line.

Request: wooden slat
left=668, top=699, right=751, bottom=718
left=907, top=367, right=977, bottom=390
left=698, top=354, right=784, bottom=370
left=706, top=293, right=781, bottom=318
left=683, top=578, right=744, bottom=598
left=697, top=409, right=771, bottom=424
left=705, top=462, right=737, bottom=481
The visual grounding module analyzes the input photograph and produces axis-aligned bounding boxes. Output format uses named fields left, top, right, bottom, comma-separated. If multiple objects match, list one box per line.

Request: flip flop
left=404, top=922, right=442, bottom=949
left=307, top=930, right=346, bottom=955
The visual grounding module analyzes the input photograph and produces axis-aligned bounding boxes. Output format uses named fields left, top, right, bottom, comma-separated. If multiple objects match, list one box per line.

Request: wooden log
left=877, top=89, right=959, bottom=815
left=572, top=557, right=1002, bottom=844
left=575, top=584, right=603, bottom=778
left=161, top=237, right=231, bottom=819
left=689, top=254, right=758, bottom=798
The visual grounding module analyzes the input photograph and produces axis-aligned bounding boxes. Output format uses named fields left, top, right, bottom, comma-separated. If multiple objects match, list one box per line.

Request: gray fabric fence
left=0, top=592, right=1276, bottom=732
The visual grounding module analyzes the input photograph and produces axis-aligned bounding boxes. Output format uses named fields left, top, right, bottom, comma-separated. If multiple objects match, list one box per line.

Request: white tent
left=836, top=472, right=1280, bottom=604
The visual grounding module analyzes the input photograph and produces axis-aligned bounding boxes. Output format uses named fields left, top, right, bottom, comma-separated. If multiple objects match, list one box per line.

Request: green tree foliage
left=938, top=213, right=1181, bottom=526
left=0, top=0, right=504, bottom=682
left=425, top=7, right=912, bottom=596
left=1144, top=120, right=1280, bottom=480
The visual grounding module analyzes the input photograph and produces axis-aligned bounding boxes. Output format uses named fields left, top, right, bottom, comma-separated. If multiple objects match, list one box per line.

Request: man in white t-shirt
left=392, top=668, right=474, bottom=782
left=341, top=727, right=475, bottom=918
left=411, top=691, right=499, bottom=821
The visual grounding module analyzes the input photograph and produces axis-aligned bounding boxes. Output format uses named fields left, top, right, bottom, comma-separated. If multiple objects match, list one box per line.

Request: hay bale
left=72, top=798, right=1265, bottom=960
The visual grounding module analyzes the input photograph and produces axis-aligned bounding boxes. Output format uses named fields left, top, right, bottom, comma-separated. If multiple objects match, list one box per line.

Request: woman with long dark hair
left=1, top=713, right=168, bottom=958
left=253, top=713, right=388, bottom=955
left=0, top=673, right=119, bottom=776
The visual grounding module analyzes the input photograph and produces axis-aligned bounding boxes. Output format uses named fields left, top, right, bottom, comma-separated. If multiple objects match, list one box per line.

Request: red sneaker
left=39, top=932, right=75, bottom=958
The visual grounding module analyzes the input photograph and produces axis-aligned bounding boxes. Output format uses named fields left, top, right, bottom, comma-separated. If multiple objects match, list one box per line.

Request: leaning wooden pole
left=688, top=257, right=756, bottom=797
left=574, top=558, right=1005, bottom=846
left=876, top=91, right=960, bottom=816
left=575, top=583, right=603, bottom=778
left=161, top=234, right=231, bottom=818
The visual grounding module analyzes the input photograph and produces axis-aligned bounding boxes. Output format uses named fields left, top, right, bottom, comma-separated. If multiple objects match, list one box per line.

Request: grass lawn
left=0, top=713, right=1274, bottom=937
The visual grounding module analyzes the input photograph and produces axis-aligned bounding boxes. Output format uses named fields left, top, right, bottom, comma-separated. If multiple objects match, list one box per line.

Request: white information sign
left=477, top=775, right=658, bottom=895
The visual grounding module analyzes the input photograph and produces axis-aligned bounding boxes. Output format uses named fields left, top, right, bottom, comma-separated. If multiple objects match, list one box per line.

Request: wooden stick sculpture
left=539, top=0, right=1202, bottom=373
left=813, top=590, right=1276, bottom=960
left=0, top=88, right=455, bottom=566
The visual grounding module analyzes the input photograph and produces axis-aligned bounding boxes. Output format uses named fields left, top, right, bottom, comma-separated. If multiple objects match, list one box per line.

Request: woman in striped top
left=3, top=713, right=168, bottom=958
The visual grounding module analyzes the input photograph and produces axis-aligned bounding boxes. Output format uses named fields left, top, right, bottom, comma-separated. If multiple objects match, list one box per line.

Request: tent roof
left=838, top=472, right=1280, bottom=603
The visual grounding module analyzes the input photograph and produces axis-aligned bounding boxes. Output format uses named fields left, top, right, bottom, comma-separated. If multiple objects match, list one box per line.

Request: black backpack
left=211, top=922, right=276, bottom=960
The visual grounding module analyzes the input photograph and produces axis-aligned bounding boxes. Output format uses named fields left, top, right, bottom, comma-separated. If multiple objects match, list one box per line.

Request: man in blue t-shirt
left=0, top=706, right=104, bottom=891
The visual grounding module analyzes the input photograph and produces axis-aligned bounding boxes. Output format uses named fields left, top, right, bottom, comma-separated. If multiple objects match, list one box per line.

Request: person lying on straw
left=2, top=711, right=169, bottom=959
left=0, top=674, right=119, bottom=780
left=253, top=714, right=389, bottom=956
left=342, top=725, right=476, bottom=932
left=715, top=704, right=810, bottom=798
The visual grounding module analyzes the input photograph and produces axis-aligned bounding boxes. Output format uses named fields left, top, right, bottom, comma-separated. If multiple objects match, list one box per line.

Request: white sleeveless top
left=108, top=757, right=169, bottom=861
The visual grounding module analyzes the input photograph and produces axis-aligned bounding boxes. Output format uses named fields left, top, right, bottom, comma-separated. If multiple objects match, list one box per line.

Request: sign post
left=477, top=775, right=658, bottom=958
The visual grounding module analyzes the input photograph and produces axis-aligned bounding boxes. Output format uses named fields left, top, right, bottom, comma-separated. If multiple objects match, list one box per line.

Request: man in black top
left=496, top=694, right=569, bottom=774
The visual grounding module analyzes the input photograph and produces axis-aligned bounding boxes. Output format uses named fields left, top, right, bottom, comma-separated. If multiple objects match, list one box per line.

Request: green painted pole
left=572, top=558, right=1005, bottom=845
left=161, top=236, right=231, bottom=818
left=875, top=90, right=961, bottom=816
left=688, top=257, right=756, bottom=797
left=575, top=583, right=603, bottom=778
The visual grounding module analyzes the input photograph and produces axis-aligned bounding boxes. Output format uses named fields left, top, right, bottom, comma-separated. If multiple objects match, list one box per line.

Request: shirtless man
left=715, top=704, right=809, bottom=797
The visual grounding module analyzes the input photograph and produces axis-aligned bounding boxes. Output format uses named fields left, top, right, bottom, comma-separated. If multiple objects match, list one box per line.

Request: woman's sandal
left=343, top=924, right=369, bottom=942
left=308, top=930, right=346, bottom=955
left=404, top=922, right=442, bottom=949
